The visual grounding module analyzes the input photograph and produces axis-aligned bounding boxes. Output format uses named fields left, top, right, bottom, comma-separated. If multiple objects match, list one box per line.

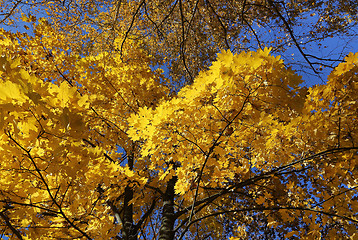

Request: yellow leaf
left=58, top=82, right=77, bottom=107
left=0, top=81, right=27, bottom=103
left=285, top=231, right=298, bottom=238
left=256, top=196, right=266, bottom=205
left=78, top=94, right=89, bottom=108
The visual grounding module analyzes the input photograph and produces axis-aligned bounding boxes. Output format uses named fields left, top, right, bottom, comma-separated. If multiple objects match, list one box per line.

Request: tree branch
left=267, top=0, right=318, bottom=74
left=0, top=211, right=23, bottom=240
left=7, top=132, right=93, bottom=240
left=120, top=0, right=146, bottom=61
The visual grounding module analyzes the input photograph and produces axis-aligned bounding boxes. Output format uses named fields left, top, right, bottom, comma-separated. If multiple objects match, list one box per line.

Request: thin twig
left=179, top=0, right=194, bottom=83
left=205, top=0, right=230, bottom=49
left=267, top=0, right=318, bottom=74
left=178, top=95, right=251, bottom=240
left=0, top=0, right=22, bottom=24
left=120, top=0, right=145, bottom=61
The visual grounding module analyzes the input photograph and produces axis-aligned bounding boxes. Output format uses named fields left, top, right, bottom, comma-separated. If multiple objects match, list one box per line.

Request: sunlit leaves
left=0, top=23, right=165, bottom=238
left=1, top=13, right=358, bottom=238
left=128, top=48, right=305, bottom=191
left=127, top=47, right=358, bottom=238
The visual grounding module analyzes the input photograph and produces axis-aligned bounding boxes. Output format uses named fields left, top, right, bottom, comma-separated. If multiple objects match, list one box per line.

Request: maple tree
left=0, top=1, right=358, bottom=240
left=1, top=0, right=358, bottom=85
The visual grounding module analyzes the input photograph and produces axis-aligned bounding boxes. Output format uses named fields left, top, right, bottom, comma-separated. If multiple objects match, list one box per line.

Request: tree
left=1, top=0, right=358, bottom=85
left=0, top=2, right=358, bottom=240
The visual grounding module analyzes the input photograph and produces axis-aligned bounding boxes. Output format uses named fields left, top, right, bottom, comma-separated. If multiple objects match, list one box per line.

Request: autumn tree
left=0, top=1, right=358, bottom=240
left=1, top=0, right=358, bottom=85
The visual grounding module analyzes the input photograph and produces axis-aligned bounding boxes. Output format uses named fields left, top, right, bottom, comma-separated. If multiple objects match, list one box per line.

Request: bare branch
left=267, top=0, right=318, bottom=74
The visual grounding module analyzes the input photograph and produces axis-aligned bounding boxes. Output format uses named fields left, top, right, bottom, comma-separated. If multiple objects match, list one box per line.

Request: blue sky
left=3, top=3, right=358, bottom=90
left=1, top=2, right=358, bottom=239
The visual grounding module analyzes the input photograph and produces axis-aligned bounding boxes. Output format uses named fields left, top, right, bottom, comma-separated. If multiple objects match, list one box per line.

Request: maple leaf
left=0, top=7, right=358, bottom=239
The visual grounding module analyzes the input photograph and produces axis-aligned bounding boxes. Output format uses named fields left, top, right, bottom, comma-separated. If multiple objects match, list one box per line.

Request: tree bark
left=122, top=185, right=136, bottom=240
left=122, top=152, right=136, bottom=240
left=158, top=176, right=178, bottom=240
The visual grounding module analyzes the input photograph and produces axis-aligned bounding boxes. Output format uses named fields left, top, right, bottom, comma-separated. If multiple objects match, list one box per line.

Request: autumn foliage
left=0, top=2, right=358, bottom=240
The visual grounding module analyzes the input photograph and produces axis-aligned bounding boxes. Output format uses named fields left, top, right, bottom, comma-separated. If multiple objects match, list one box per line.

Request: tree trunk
left=158, top=176, right=178, bottom=240
left=122, top=152, right=136, bottom=240
left=122, top=185, right=136, bottom=240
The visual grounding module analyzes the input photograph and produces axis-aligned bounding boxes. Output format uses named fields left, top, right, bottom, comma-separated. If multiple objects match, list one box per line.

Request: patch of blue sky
left=0, top=2, right=357, bottom=239
left=230, top=8, right=358, bottom=87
